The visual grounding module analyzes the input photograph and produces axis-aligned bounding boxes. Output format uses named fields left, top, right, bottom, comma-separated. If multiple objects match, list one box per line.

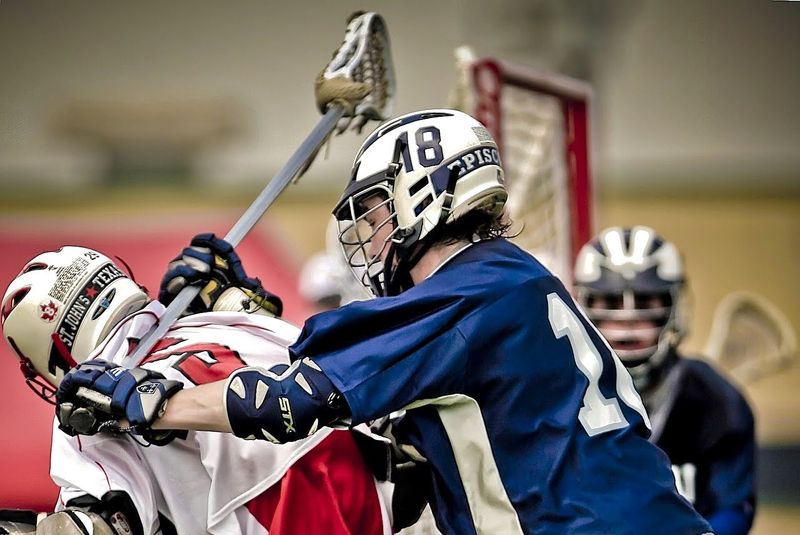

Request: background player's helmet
left=333, top=109, right=507, bottom=296
left=297, top=218, right=372, bottom=310
left=298, top=252, right=347, bottom=311
left=573, top=226, right=686, bottom=390
left=1, top=246, right=148, bottom=402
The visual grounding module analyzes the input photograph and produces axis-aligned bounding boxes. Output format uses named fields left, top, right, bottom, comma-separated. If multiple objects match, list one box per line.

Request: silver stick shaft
left=75, top=386, right=112, bottom=412
left=121, top=105, right=346, bottom=368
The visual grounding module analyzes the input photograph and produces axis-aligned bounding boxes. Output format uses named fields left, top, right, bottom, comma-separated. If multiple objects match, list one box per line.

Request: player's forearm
left=219, top=362, right=348, bottom=443
left=152, top=381, right=232, bottom=433
left=61, top=360, right=346, bottom=441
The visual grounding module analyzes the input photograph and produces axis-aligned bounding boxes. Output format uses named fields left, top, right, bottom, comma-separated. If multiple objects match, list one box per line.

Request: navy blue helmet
left=574, top=226, right=686, bottom=390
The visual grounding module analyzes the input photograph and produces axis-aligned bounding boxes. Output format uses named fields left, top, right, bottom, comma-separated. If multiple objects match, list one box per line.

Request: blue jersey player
left=57, top=110, right=713, bottom=534
left=574, top=226, right=756, bottom=535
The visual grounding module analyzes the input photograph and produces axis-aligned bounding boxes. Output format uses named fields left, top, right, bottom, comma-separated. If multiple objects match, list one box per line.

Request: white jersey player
left=1, top=244, right=391, bottom=535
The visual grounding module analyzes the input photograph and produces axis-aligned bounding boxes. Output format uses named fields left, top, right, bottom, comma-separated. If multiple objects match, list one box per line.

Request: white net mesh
left=704, top=291, right=798, bottom=384
left=501, top=85, right=573, bottom=281
left=450, top=52, right=592, bottom=286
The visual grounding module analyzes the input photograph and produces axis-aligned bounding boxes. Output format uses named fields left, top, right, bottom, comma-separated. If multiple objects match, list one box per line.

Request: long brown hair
left=431, top=210, right=513, bottom=246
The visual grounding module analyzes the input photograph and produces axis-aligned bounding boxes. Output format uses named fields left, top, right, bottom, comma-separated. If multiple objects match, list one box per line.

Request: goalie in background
left=574, top=226, right=756, bottom=535
left=0, top=241, right=391, bottom=535
left=57, top=109, right=714, bottom=535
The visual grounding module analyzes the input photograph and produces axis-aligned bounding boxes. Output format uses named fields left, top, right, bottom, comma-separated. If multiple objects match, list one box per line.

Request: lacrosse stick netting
left=704, top=291, right=798, bottom=384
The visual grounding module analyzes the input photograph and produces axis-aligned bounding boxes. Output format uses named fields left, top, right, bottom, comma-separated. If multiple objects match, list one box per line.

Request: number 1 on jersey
left=547, top=292, right=650, bottom=437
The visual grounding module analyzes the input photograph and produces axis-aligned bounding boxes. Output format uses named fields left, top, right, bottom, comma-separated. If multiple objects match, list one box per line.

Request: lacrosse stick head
left=447, top=45, right=478, bottom=112
left=317, top=11, right=395, bottom=129
left=704, top=291, right=798, bottom=384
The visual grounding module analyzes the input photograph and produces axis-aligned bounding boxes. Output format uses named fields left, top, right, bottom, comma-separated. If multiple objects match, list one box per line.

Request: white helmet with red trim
left=1, top=246, right=148, bottom=401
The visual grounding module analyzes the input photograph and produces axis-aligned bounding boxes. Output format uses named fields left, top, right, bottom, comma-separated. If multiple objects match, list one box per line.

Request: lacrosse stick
left=119, top=11, right=394, bottom=369
left=703, top=290, right=797, bottom=384
left=646, top=291, right=797, bottom=443
left=71, top=12, right=395, bottom=432
left=69, top=12, right=395, bottom=424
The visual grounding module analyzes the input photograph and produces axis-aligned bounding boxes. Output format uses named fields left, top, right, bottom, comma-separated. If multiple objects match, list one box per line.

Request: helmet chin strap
left=626, top=336, right=678, bottom=393
left=50, top=332, right=78, bottom=369
left=384, top=239, right=430, bottom=296
left=114, top=255, right=149, bottom=295
left=383, top=164, right=462, bottom=297
left=367, top=258, right=387, bottom=297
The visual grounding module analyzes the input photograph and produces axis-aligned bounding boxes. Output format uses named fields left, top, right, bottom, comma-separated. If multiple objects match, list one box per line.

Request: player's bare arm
left=151, top=379, right=230, bottom=433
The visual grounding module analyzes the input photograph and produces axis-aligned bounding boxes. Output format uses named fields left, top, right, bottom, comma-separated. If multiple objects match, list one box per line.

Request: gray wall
left=1, top=0, right=798, bottom=193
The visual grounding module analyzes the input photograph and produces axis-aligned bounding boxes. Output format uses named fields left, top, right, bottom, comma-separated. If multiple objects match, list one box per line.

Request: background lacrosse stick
left=704, top=291, right=798, bottom=385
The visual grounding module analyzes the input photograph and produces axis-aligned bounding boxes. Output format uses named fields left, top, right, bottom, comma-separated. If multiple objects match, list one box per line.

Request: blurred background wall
left=1, top=0, right=798, bottom=530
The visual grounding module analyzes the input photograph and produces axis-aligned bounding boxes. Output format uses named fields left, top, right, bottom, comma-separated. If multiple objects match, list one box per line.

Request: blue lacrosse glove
left=159, top=232, right=283, bottom=316
left=56, top=359, right=183, bottom=442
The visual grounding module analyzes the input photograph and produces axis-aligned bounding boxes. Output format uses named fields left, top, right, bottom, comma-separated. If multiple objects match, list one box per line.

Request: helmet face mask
left=336, top=185, right=399, bottom=296
left=333, top=109, right=507, bottom=297
left=1, top=246, right=149, bottom=401
left=583, top=290, right=674, bottom=360
left=574, top=226, right=686, bottom=391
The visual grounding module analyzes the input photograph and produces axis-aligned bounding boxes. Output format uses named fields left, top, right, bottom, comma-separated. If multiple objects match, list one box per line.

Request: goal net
left=450, top=50, right=593, bottom=285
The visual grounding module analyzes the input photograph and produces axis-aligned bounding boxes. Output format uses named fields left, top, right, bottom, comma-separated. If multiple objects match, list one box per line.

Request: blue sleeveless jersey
left=291, top=239, right=711, bottom=535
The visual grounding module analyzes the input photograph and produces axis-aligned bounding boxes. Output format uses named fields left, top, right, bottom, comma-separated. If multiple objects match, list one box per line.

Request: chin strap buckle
left=438, top=164, right=461, bottom=224
left=386, top=136, right=407, bottom=179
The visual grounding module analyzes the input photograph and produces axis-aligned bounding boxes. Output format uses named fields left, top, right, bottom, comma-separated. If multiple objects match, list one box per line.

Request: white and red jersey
left=50, top=302, right=392, bottom=535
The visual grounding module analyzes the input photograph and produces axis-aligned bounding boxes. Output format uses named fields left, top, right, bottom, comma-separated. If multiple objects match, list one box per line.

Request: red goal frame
left=469, top=57, right=593, bottom=269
